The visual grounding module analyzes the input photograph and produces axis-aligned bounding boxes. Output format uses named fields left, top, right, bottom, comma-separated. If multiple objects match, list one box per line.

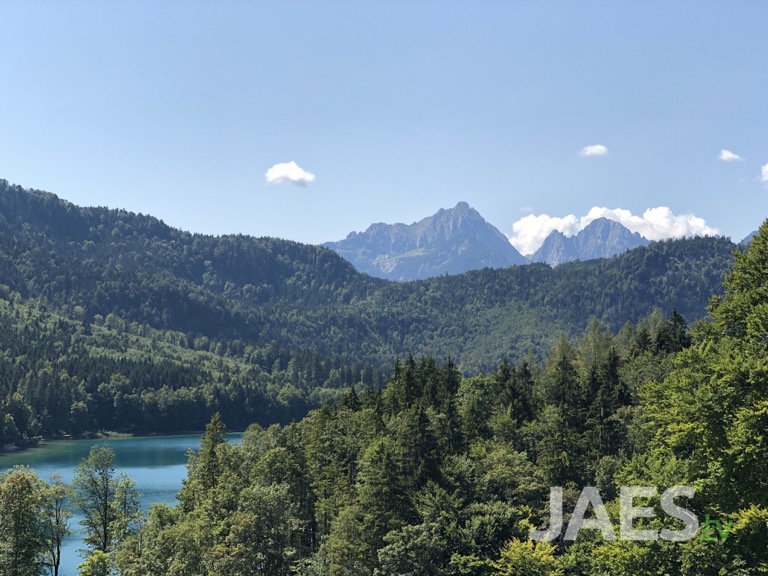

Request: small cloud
left=762, top=163, right=768, bottom=185
left=265, top=161, right=315, bottom=186
left=579, top=144, right=608, bottom=157
left=508, top=206, right=718, bottom=255
left=519, top=205, right=534, bottom=214
left=718, top=149, right=744, bottom=162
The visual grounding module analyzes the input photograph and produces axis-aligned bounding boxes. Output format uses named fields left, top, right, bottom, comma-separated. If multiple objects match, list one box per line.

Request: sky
left=1, top=1, right=766, bottom=254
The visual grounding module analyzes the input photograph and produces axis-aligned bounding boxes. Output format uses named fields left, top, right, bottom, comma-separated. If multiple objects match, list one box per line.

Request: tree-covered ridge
left=108, top=307, right=689, bottom=575
left=0, top=180, right=736, bottom=371
left=4, top=221, right=767, bottom=575
left=110, top=222, right=768, bottom=575
left=0, top=179, right=369, bottom=336
left=0, top=289, right=384, bottom=446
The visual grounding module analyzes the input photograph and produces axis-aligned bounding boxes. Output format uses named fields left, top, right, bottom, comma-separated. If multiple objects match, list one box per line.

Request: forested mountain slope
left=0, top=179, right=372, bottom=338
left=0, top=180, right=736, bottom=372
left=0, top=292, right=386, bottom=444
left=112, top=222, right=768, bottom=576
left=6, top=223, right=768, bottom=574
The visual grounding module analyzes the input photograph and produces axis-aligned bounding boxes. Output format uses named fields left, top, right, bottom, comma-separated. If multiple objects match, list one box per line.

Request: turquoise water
left=0, top=433, right=242, bottom=576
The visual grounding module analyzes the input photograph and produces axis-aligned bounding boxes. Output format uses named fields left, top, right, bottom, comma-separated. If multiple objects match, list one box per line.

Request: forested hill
left=0, top=179, right=737, bottom=370
left=112, top=221, right=768, bottom=575
left=0, top=180, right=375, bottom=334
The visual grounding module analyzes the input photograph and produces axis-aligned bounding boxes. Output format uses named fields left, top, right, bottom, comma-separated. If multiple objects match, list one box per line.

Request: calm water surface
left=0, top=433, right=242, bottom=576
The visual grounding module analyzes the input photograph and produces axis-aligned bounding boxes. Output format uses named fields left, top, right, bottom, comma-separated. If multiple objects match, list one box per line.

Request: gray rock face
left=531, top=217, right=649, bottom=266
left=323, top=202, right=527, bottom=280
left=741, top=231, right=757, bottom=247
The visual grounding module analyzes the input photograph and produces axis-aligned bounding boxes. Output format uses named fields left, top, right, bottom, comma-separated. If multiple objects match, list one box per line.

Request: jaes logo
left=529, top=486, right=731, bottom=543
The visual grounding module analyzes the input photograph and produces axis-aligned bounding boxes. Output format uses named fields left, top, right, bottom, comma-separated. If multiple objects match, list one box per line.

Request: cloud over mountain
left=509, top=207, right=718, bottom=255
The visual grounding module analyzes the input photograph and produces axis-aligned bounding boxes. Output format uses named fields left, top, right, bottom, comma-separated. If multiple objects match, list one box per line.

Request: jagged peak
left=323, top=202, right=527, bottom=280
left=532, top=217, right=649, bottom=266
left=453, top=200, right=471, bottom=212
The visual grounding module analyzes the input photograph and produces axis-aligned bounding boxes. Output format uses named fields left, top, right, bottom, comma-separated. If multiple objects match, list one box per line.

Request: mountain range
left=324, top=203, right=653, bottom=279
left=322, top=202, right=527, bottom=281
left=530, top=217, right=650, bottom=266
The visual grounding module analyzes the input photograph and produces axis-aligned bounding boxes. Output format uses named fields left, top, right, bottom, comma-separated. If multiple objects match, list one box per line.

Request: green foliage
left=208, top=483, right=300, bottom=576
left=584, top=220, right=768, bottom=573
left=77, top=550, right=110, bottom=576
left=65, top=275, right=768, bottom=575
left=0, top=180, right=737, bottom=445
left=0, top=467, right=76, bottom=576
left=0, top=467, right=46, bottom=576
left=3, top=180, right=765, bottom=575
left=492, top=538, right=562, bottom=576
left=0, top=180, right=733, bottom=374
left=117, top=335, right=653, bottom=575
left=42, top=474, right=72, bottom=576
left=636, top=222, right=768, bottom=511
left=73, top=445, right=141, bottom=555
left=0, top=291, right=364, bottom=445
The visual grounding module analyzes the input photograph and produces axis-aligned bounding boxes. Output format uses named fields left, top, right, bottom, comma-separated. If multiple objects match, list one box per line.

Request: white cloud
left=509, top=214, right=580, bottom=255
left=509, top=206, right=719, bottom=255
left=762, top=163, right=768, bottom=185
left=579, top=144, right=608, bottom=157
left=718, top=149, right=743, bottom=162
left=265, top=161, right=315, bottom=186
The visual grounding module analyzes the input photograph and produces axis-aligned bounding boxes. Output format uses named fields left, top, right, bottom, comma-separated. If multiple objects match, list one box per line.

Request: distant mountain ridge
left=531, top=217, right=650, bottom=266
left=323, top=202, right=527, bottom=280
left=325, top=204, right=652, bottom=279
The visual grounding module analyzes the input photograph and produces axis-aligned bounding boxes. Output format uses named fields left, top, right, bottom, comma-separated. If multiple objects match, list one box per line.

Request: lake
left=0, top=433, right=242, bottom=576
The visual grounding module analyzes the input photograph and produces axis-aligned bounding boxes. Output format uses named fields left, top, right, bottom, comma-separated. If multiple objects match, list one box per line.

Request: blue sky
left=1, top=1, right=766, bottom=253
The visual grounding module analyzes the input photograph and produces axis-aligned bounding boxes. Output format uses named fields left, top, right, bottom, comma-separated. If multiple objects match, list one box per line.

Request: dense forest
left=4, top=218, right=768, bottom=574
left=0, top=291, right=385, bottom=446
left=1, top=179, right=734, bottom=373
left=1, top=180, right=765, bottom=574
left=0, top=181, right=738, bottom=444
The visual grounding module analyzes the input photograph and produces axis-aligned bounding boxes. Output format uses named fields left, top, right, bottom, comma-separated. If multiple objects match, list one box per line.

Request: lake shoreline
left=0, top=433, right=242, bottom=576
left=0, top=428, right=246, bottom=457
